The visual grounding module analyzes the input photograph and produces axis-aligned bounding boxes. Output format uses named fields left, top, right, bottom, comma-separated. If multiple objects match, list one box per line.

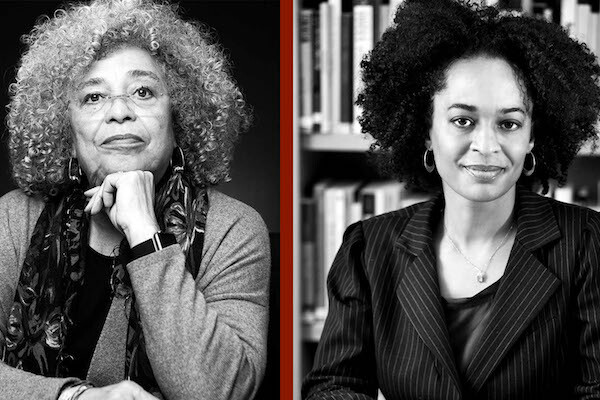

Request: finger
left=90, top=188, right=105, bottom=215
left=101, top=173, right=122, bottom=209
left=84, top=186, right=101, bottom=197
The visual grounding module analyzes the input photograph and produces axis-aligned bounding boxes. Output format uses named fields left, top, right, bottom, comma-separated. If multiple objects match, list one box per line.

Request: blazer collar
left=395, top=186, right=561, bottom=255
left=394, top=186, right=561, bottom=395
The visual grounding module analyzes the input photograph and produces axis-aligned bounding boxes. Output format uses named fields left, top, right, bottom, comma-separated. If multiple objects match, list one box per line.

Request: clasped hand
left=84, top=171, right=160, bottom=247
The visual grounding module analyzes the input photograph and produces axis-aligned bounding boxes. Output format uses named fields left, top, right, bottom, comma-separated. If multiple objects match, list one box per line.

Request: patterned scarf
left=0, top=163, right=208, bottom=394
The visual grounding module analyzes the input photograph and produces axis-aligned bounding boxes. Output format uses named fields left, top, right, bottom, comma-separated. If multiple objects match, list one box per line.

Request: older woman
left=0, top=1, right=270, bottom=399
left=303, top=0, right=600, bottom=399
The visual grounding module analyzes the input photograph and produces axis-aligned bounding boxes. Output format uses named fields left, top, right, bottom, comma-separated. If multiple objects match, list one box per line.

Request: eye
left=499, top=120, right=522, bottom=131
left=133, top=86, right=155, bottom=100
left=83, top=92, right=104, bottom=103
left=451, top=117, right=474, bottom=128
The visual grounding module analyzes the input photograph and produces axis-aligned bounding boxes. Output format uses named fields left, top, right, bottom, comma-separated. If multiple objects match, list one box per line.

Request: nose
left=104, top=96, right=137, bottom=123
left=470, top=124, right=501, bottom=155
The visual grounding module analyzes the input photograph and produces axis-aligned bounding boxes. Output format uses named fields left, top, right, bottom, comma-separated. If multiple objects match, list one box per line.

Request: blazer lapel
left=395, top=195, right=462, bottom=393
left=464, top=188, right=562, bottom=393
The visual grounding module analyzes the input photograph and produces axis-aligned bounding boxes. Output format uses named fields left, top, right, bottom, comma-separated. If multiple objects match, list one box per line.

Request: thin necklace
left=444, top=222, right=514, bottom=284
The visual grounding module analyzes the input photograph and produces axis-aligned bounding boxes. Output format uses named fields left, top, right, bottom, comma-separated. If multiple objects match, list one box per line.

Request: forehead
left=436, top=56, right=529, bottom=109
left=80, top=46, right=164, bottom=83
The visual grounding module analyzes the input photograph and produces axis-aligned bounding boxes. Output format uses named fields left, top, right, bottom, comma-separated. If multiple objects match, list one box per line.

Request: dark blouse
left=442, top=280, right=500, bottom=376
left=64, top=245, right=114, bottom=379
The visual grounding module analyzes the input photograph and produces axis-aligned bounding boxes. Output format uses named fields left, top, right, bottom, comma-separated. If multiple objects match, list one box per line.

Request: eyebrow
left=76, top=69, right=162, bottom=91
left=448, top=103, right=476, bottom=112
left=448, top=104, right=526, bottom=114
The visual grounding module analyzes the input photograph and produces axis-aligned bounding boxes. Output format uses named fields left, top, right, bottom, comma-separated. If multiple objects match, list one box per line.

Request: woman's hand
left=78, top=381, right=160, bottom=400
left=84, top=171, right=161, bottom=247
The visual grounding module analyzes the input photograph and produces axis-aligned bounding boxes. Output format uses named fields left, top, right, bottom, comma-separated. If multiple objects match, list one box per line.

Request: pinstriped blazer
left=303, top=187, right=600, bottom=400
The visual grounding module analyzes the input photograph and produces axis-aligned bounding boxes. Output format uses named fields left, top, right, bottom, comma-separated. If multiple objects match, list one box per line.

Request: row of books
left=301, top=179, right=430, bottom=321
left=561, top=0, right=600, bottom=59
left=299, top=0, right=598, bottom=137
left=299, top=0, right=404, bottom=134
left=300, top=180, right=600, bottom=328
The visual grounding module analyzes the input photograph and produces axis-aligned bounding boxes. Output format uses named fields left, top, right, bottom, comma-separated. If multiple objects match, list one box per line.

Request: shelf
left=302, top=134, right=600, bottom=156
left=302, top=133, right=374, bottom=152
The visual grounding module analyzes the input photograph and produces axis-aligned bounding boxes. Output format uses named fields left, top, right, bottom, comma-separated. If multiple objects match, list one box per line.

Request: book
left=301, top=198, right=317, bottom=312
left=340, top=11, right=354, bottom=133
left=378, top=4, right=389, bottom=38
left=359, top=180, right=405, bottom=218
left=300, top=9, right=314, bottom=130
left=353, top=0, right=375, bottom=134
left=590, top=1, right=599, bottom=56
left=322, top=181, right=362, bottom=308
left=577, top=2, right=592, bottom=46
left=330, top=0, right=343, bottom=133
left=312, top=9, right=322, bottom=131
left=319, top=2, right=333, bottom=133
left=388, top=0, right=404, bottom=25
left=561, top=0, right=578, bottom=35
left=312, top=180, right=331, bottom=318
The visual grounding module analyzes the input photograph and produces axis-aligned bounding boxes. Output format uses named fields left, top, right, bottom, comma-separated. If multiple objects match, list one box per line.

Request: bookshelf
left=295, top=1, right=600, bottom=398
left=301, top=132, right=373, bottom=151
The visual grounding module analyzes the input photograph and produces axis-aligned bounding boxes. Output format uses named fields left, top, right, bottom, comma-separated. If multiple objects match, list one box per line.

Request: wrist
left=128, top=231, right=178, bottom=262
left=58, top=382, right=93, bottom=400
left=124, top=222, right=161, bottom=247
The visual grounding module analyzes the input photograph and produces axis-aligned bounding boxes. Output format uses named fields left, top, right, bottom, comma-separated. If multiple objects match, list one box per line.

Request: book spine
left=577, top=3, right=592, bottom=46
left=320, top=2, right=333, bottom=134
left=378, top=4, right=389, bottom=38
left=301, top=198, right=316, bottom=312
left=313, top=181, right=329, bottom=319
left=330, top=0, right=343, bottom=133
left=561, top=0, right=577, bottom=35
left=388, top=0, right=403, bottom=26
left=340, top=12, right=354, bottom=133
left=353, top=3, right=374, bottom=134
left=362, top=192, right=376, bottom=219
left=312, top=10, right=322, bottom=131
left=300, top=9, right=314, bottom=131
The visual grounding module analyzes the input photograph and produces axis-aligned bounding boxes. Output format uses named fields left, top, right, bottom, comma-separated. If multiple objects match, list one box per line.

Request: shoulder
left=206, top=188, right=269, bottom=238
left=0, top=189, right=45, bottom=238
left=541, top=194, right=600, bottom=233
left=204, top=189, right=270, bottom=261
left=358, top=199, right=427, bottom=240
left=0, top=188, right=43, bottom=211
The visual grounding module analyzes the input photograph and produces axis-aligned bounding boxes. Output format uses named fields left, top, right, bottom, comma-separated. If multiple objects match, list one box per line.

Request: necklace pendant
left=477, top=272, right=486, bottom=283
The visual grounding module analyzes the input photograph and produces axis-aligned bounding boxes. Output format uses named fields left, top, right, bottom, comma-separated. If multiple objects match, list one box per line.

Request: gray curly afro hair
left=8, top=0, right=251, bottom=197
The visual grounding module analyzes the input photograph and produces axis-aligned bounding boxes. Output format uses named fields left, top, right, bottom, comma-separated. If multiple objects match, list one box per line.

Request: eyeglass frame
left=69, top=89, right=169, bottom=114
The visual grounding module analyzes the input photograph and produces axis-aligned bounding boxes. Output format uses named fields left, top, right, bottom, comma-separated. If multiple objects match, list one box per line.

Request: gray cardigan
left=0, top=188, right=270, bottom=400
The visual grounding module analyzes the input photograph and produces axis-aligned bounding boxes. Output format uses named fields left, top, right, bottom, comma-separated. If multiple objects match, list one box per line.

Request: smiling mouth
left=102, top=133, right=143, bottom=146
left=463, top=165, right=504, bottom=181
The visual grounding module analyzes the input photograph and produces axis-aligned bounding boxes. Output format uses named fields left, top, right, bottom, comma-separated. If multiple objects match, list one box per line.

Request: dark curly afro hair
left=358, top=0, right=600, bottom=193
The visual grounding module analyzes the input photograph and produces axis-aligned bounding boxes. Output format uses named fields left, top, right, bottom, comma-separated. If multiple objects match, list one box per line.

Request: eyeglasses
left=71, top=86, right=167, bottom=114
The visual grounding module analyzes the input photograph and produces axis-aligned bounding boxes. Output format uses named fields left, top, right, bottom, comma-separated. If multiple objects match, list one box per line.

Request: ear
left=527, top=138, right=534, bottom=153
left=425, top=139, right=432, bottom=150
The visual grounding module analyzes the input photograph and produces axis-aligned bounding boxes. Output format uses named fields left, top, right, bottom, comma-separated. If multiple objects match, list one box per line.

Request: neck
left=442, top=185, right=516, bottom=245
left=88, top=212, right=125, bottom=256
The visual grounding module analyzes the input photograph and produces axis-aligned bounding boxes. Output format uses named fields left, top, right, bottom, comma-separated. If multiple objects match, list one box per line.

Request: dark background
left=0, top=0, right=280, bottom=233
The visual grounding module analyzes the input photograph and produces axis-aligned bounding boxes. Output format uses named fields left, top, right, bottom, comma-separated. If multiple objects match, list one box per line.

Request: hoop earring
left=423, top=148, right=435, bottom=173
left=68, top=157, right=82, bottom=183
left=170, top=147, right=185, bottom=174
left=523, top=152, right=536, bottom=176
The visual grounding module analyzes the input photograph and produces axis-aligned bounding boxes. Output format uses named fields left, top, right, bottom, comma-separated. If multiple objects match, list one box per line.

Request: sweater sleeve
left=126, top=190, right=270, bottom=400
left=0, top=190, right=80, bottom=400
